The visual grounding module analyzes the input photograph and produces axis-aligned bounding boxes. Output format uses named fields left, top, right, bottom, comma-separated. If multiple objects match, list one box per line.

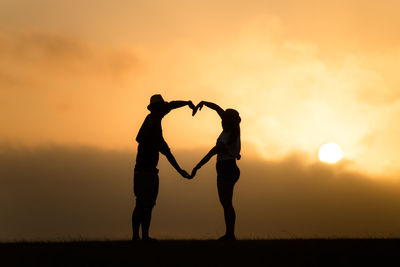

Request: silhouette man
left=132, top=94, right=194, bottom=241
left=190, top=101, right=241, bottom=240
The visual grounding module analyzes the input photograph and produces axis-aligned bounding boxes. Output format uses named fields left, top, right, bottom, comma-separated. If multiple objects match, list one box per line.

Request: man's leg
left=141, top=173, right=159, bottom=240
left=135, top=171, right=158, bottom=240
left=132, top=171, right=145, bottom=240
left=141, top=205, right=154, bottom=240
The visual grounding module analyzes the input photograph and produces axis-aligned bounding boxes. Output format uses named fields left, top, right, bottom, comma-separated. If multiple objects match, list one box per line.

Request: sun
left=318, top=142, right=343, bottom=164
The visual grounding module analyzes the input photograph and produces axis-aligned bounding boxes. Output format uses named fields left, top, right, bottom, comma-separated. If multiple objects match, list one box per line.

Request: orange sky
left=2, top=0, right=400, bottom=175
left=1, top=0, right=400, bottom=240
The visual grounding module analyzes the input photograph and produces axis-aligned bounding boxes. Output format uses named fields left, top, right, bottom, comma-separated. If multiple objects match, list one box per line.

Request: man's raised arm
left=168, top=100, right=196, bottom=111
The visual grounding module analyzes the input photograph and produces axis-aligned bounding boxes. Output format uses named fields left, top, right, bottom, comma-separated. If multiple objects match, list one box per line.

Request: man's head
left=147, top=94, right=168, bottom=112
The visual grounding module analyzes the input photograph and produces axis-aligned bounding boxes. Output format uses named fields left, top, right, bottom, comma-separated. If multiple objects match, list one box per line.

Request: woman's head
left=222, top=109, right=241, bottom=141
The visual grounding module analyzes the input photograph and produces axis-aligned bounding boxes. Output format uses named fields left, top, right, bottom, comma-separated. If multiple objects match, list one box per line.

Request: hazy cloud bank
left=2, top=1, right=400, bottom=174
left=1, top=145, right=400, bottom=241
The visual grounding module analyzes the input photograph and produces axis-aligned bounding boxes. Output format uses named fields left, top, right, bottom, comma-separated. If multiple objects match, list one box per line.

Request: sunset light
left=2, top=0, right=400, bottom=247
left=318, top=142, right=343, bottom=164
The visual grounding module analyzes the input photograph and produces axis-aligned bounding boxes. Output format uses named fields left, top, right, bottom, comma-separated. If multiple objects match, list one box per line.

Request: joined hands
left=189, top=100, right=206, bottom=117
left=189, top=167, right=199, bottom=179
left=188, top=101, right=197, bottom=116
left=179, top=169, right=192, bottom=179
left=183, top=101, right=206, bottom=180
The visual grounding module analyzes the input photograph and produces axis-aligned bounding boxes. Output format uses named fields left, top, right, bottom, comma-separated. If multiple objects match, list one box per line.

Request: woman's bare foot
left=132, top=235, right=141, bottom=241
left=142, top=236, right=158, bottom=242
left=218, top=234, right=236, bottom=241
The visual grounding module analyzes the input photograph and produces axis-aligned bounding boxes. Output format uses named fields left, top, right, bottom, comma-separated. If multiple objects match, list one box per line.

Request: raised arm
left=197, top=101, right=225, bottom=119
left=168, top=100, right=196, bottom=115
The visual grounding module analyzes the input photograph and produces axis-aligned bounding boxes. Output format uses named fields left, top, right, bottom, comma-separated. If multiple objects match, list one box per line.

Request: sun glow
left=318, top=142, right=343, bottom=164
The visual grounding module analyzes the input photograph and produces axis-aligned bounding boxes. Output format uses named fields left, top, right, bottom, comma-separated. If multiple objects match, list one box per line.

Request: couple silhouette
left=132, top=94, right=241, bottom=241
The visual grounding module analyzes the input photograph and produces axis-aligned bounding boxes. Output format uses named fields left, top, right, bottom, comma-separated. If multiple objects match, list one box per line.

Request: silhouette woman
left=191, top=101, right=241, bottom=240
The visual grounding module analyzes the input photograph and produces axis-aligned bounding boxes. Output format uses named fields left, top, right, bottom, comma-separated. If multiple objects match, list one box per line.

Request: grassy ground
left=1, top=239, right=400, bottom=266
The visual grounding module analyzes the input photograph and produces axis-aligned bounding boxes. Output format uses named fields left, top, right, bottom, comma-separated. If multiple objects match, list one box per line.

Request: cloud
left=1, top=9, right=400, bottom=174
left=0, top=30, right=140, bottom=91
left=0, top=30, right=143, bottom=148
left=198, top=16, right=400, bottom=173
left=1, top=144, right=400, bottom=240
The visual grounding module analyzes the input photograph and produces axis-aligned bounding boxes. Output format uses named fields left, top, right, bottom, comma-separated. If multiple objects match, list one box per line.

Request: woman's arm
left=197, top=101, right=224, bottom=119
left=190, top=142, right=224, bottom=178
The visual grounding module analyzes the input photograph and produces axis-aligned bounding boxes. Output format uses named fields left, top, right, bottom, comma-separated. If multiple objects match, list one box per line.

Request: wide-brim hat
left=147, top=94, right=167, bottom=111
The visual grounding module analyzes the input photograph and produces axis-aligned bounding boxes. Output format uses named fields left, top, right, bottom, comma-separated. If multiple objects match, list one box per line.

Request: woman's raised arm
left=196, top=101, right=224, bottom=119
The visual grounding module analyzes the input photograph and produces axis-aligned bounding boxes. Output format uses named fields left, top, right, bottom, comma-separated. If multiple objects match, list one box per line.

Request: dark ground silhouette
left=2, top=239, right=400, bottom=266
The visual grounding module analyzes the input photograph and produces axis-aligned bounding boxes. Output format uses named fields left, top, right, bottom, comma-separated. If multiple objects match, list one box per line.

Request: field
left=1, top=239, right=400, bottom=266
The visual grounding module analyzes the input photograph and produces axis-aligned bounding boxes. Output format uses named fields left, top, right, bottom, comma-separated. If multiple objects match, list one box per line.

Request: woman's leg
left=217, top=180, right=236, bottom=237
left=132, top=204, right=142, bottom=240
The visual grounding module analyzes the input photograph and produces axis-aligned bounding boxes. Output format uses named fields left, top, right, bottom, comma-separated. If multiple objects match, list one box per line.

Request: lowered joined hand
left=189, top=167, right=199, bottom=179
left=179, top=169, right=191, bottom=179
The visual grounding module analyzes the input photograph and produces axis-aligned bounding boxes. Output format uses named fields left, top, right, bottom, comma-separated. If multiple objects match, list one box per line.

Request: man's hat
left=147, top=94, right=167, bottom=111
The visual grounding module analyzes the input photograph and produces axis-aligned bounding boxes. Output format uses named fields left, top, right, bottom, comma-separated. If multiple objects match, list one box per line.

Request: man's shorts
left=134, top=168, right=159, bottom=208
